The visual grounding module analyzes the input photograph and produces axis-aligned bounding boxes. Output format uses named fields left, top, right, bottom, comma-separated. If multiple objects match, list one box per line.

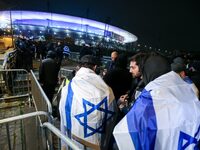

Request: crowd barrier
left=0, top=69, right=30, bottom=100
left=0, top=69, right=80, bottom=150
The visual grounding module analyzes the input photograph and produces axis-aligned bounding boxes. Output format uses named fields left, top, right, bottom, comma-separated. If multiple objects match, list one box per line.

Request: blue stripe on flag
left=127, top=89, right=157, bottom=149
left=65, top=81, right=74, bottom=130
left=183, top=76, right=193, bottom=84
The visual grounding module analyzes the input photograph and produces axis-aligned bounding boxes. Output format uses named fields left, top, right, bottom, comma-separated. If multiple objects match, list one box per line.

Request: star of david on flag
left=75, top=97, right=115, bottom=138
left=178, top=125, right=200, bottom=150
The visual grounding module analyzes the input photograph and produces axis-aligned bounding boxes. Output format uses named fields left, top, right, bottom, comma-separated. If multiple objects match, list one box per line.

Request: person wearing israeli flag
left=113, top=54, right=200, bottom=150
left=171, top=57, right=199, bottom=98
left=63, top=45, right=71, bottom=59
left=59, top=55, right=118, bottom=150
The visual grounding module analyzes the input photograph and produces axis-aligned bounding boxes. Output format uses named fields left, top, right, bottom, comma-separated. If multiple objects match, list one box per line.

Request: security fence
left=0, top=69, right=30, bottom=100
left=30, top=70, right=52, bottom=117
left=0, top=112, right=81, bottom=150
left=0, top=69, right=80, bottom=150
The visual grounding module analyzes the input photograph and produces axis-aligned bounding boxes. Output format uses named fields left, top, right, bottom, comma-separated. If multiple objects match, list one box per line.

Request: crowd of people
left=3, top=37, right=200, bottom=149
left=58, top=49, right=200, bottom=149
left=2, top=38, right=72, bottom=71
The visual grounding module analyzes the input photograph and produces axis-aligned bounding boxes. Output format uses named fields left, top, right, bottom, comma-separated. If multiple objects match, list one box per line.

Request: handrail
left=0, top=93, right=29, bottom=101
left=42, top=122, right=81, bottom=150
left=30, top=70, right=52, bottom=114
left=0, top=69, right=31, bottom=105
left=0, top=111, right=48, bottom=124
left=0, top=112, right=80, bottom=150
left=60, top=68, right=73, bottom=72
left=0, top=69, right=28, bottom=72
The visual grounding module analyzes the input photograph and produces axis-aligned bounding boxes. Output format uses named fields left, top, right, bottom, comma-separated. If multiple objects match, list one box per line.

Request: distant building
left=0, top=10, right=137, bottom=49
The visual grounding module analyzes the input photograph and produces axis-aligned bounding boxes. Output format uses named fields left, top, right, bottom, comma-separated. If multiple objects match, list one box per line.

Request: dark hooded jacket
left=142, top=55, right=171, bottom=86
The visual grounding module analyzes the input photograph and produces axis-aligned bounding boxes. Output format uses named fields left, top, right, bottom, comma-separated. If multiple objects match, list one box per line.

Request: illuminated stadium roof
left=0, top=10, right=137, bottom=43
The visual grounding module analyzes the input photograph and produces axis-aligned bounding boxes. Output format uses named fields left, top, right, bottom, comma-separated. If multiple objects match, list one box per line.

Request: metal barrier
left=30, top=70, right=52, bottom=115
left=42, top=122, right=81, bottom=150
left=0, top=69, right=30, bottom=100
left=0, top=94, right=40, bottom=150
left=0, top=112, right=80, bottom=150
left=0, top=69, right=49, bottom=150
left=0, top=68, right=79, bottom=150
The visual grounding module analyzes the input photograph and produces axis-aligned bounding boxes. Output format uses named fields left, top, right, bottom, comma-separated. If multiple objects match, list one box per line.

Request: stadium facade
left=0, top=10, right=137, bottom=48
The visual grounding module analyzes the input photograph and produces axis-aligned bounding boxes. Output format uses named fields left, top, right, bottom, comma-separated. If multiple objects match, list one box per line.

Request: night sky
left=0, top=0, right=200, bottom=51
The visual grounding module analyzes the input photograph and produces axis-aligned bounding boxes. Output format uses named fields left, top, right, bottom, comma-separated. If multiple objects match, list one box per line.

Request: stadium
left=0, top=10, right=137, bottom=49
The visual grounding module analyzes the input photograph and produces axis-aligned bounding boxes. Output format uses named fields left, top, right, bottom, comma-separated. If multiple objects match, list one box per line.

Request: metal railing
left=0, top=68, right=80, bottom=150
left=0, top=69, right=30, bottom=100
left=42, top=122, right=81, bottom=150
left=30, top=70, right=52, bottom=115
left=0, top=96, right=39, bottom=150
left=0, top=112, right=80, bottom=150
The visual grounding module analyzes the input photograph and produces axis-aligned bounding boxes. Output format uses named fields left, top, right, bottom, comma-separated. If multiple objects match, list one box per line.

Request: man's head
left=171, top=57, right=186, bottom=78
left=129, top=53, right=148, bottom=78
left=46, top=51, right=56, bottom=59
left=129, top=61, right=140, bottom=78
left=80, top=55, right=97, bottom=71
left=111, top=51, right=118, bottom=61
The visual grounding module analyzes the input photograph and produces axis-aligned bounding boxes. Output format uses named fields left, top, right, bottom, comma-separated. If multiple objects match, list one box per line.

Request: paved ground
left=0, top=98, right=36, bottom=150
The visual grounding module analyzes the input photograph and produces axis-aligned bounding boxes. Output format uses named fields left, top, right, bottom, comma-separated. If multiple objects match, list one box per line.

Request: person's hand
left=118, top=94, right=129, bottom=109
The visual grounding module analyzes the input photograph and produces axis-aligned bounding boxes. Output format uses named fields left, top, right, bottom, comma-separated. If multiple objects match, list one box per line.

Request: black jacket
left=39, top=58, right=59, bottom=86
left=103, top=68, right=132, bottom=100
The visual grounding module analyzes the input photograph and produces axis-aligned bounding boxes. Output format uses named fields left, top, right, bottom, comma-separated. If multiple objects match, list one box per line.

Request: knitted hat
left=171, top=57, right=186, bottom=72
left=80, top=55, right=97, bottom=65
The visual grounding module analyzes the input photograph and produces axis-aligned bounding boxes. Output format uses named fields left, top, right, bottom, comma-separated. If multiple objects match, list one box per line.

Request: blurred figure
left=107, top=51, right=118, bottom=72
left=171, top=57, right=199, bottom=98
left=113, top=55, right=200, bottom=150
left=55, top=41, right=64, bottom=67
left=39, top=51, right=59, bottom=103
left=103, top=53, right=132, bottom=100
left=188, top=60, right=200, bottom=95
left=79, top=44, right=94, bottom=60
left=103, top=53, right=132, bottom=149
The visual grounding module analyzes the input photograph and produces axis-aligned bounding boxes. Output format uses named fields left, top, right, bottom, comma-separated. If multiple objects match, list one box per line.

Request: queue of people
left=4, top=37, right=200, bottom=149
left=57, top=49, right=200, bottom=150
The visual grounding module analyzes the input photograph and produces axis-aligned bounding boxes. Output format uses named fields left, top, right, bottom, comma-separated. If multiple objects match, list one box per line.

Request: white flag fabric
left=183, top=76, right=199, bottom=98
left=113, top=71, right=200, bottom=150
left=59, top=67, right=117, bottom=150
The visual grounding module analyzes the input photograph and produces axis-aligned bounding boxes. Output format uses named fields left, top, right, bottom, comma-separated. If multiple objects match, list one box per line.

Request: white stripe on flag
left=113, top=116, right=135, bottom=150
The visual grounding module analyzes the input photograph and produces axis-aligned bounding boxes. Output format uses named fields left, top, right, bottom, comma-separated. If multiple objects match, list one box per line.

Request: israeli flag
left=113, top=71, right=200, bottom=150
left=59, top=67, right=117, bottom=149
left=63, top=45, right=71, bottom=55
